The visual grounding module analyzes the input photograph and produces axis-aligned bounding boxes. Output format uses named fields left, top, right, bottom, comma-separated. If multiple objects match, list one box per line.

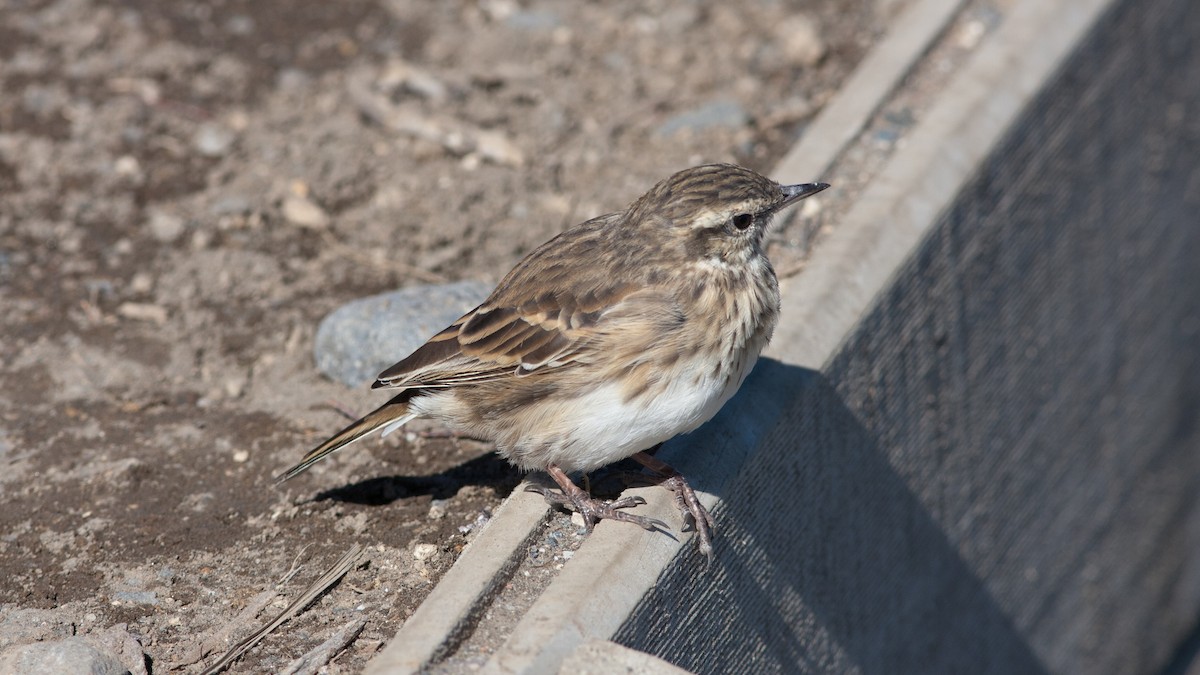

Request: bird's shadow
left=311, top=451, right=524, bottom=505
left=309, top=448, right=671, bottom=540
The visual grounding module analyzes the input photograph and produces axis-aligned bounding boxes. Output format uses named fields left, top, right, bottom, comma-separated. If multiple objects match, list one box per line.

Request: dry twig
left=198, top=545, right=365, bottom=675
left=280, top=617, right=368, bottom=675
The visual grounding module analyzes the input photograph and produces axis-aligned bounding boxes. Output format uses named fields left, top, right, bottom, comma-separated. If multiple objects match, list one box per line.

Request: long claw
left=631, top=451, right=716, bottom=561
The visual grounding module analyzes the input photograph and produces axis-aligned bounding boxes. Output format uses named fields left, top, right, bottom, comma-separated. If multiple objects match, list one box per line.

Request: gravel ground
left=0, top=0, right=892, bottom=671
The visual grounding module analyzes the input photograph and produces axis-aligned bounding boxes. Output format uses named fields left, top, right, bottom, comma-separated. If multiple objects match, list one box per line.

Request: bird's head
left=626, top=163, right=828, bottom=266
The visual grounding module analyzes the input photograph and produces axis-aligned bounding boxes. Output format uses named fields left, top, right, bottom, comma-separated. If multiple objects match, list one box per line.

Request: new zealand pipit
left=278, top=164, right=828, bottom=558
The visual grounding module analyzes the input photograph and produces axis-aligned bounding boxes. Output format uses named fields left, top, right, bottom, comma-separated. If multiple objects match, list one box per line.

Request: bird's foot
left=658, top=473, right=715, bottom=560
left=528, top=465, right=667, bottom=533
left=632, top=451, right=715, bottom=561
left=526, top=485, right=663, bottom=532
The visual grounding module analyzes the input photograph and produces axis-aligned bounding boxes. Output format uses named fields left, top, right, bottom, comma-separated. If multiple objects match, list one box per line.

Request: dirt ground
left=0, top=0, right=890, bottom=672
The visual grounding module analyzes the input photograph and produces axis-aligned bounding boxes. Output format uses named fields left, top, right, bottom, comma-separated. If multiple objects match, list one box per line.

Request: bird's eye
left=732, top=213, right=753, bottom=230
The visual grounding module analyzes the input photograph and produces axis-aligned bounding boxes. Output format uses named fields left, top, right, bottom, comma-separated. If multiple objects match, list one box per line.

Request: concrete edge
left=363, top=488, right=550, bottom=674
left=483, top=0, right=1116, bottom=672
left=773, top=0, right=1114, bottom=366
left=773, top=0, right=966, bottom=183
left=364, top=0, right=986, bottom=672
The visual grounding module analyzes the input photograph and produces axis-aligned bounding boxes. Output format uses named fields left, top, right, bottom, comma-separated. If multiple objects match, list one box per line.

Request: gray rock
left=0, top=609, right=73, bottom=652
left=314, top=281, right=492, bottom=388
left=0, top=639, right=129, bottom=675
left=655, top=99, right=748, bottom=137
left=87, top=624, right=147, bottom=675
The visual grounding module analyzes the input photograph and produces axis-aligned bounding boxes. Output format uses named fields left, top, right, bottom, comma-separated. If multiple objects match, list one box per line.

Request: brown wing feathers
left=371, top=280, right=639, bottom=391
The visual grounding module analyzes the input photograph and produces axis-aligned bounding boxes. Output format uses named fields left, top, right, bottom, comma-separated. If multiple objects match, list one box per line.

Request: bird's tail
left=275, top=393, right=416, bottom=483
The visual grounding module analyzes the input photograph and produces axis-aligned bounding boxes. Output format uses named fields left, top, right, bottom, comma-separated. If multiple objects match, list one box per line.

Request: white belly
left=517, top=348, right=761, bottom=473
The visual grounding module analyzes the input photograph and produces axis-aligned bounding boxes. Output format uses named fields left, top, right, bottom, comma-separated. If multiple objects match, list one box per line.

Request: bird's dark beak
left=778, top=182, right=830, bottom=209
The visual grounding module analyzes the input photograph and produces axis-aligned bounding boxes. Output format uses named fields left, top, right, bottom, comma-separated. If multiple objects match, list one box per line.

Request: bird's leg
left=526, top=464, right=666, bottom=533
left=632, top=449, right=715, bottom=560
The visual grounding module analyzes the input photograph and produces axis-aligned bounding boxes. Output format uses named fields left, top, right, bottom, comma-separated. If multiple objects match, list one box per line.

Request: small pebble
left=277, top=68, right=311, bottom=91
left=800, top=195, right=824, bottom=219
left=471, top=128, right=524, bottom=166
left=232, top=450, right=249, bottom=463
left=146, top=209, right=185, bottom=243
left=190, top=230, right=212, bottom=250
left=528, top=546, right=548, bottom=567
left=412, top=543, right=438, bottom=561
left=481, top=0, right=517, bottom=21
left=114, top=155, right=141, bottom=177
left=117, top=302, right=168, bottom=324
left=956, top=19, right=987, bottom=49
left=428, top=499, right=449, bottom=520
left=281, top=195, right=329, bottom=228
left=774, top=14, right=826, bottom=66
left=128, top=272, right=154, bottom=294
left=224, top=376, right=246, bottom=398
left=404, top=70, right=447, bottom=101
left=85, top=279, right=116, bottom=300
left=225, top=14, right=255, bottom=36
left=193, top=123, right=236, bottom=157
left=209, top=195, right=252, bottom=216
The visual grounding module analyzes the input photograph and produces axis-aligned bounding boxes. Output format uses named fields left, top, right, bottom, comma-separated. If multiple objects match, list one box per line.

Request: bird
left=277, top=163, right=828, bottom=558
